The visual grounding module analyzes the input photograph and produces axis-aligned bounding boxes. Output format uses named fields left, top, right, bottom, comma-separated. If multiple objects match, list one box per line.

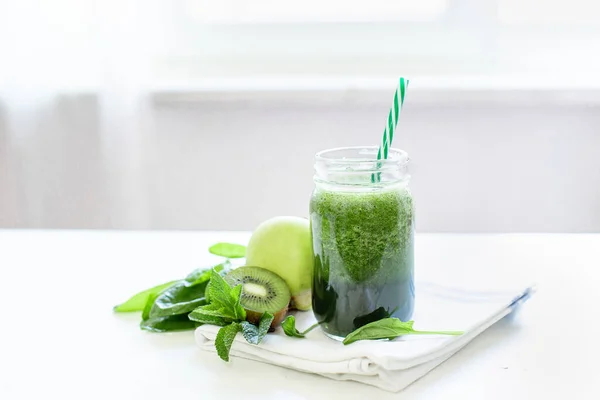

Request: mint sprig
left=190, top=269, right=273, bottom=361
left=215, top=322, right=242, bottom=361
left=204, top=269, right=246, bottom=321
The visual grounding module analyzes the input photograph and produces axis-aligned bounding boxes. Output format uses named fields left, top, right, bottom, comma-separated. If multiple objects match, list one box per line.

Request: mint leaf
left=184, top=261, right=230, bottom=287
left=240, top=312, right=274, bottom=345
left=192, top=302, right=224, bottom=314
left=140, top=314, right=198, bottom=333
left=215, top=322, right=242, bottom=362
left=209, top=243, right=246, bottom=258
left=188, top=304, right=234, bottom=326
left=257, top=313, right=274, bottom=341
left=188, top=312, right=232, bottom=327
left=281, top=315, right=319, bottom=338
left=230, top=284, right=247, bottom=321
left=149, top=280, right=208, bottom=318
left=114, top=280, right=178, bottom=312
left=205, top=269, right=246, bottom=321
left=342, top=318, right=464, bottom=345
left=207, top=269, right=235, bottom=309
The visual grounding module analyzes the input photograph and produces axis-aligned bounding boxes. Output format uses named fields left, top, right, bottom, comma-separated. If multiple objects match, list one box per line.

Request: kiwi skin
left=245, top=305, right=289, bottom=331
left=224, top=266, right=291, bottom=330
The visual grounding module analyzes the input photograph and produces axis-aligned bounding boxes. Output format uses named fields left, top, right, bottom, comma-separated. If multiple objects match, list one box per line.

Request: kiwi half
left=224, top=266, right=291, bottom=329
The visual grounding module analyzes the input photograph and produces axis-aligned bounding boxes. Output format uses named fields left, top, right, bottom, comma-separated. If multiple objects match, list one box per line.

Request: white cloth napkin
left=195, top=283, right=534, bottom=392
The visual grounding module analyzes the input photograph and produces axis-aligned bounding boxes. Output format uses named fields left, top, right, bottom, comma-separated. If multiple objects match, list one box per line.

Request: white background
left=1, top=0, right=599, bottom=231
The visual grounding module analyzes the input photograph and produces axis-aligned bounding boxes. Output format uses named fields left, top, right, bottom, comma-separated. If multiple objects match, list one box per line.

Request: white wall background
left=1, top=87, right=599, bottom=232
left=2, top=1, right=600, bottom=232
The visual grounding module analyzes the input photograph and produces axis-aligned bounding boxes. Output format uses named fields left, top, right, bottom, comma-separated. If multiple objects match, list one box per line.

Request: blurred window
left=499, top=0, right=600, bottom=24
left=186, top=0, right=448, bottom=23
left=2, top=0, right=600, bottom=89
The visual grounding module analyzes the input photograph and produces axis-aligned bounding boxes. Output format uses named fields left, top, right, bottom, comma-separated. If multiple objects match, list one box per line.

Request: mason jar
left=310, top=146, right=415, bottom=339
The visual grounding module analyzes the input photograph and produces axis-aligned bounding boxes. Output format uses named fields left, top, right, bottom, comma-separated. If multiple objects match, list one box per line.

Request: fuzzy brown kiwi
left=224, top=266, right=291, bottom=329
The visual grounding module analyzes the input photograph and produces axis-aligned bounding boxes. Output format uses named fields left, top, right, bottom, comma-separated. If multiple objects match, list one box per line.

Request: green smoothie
left=310, top=185, right=415, bottom=338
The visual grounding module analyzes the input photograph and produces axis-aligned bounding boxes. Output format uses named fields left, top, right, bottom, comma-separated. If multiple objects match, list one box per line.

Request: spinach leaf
left=215, top=322, right=242, bottom=362
left=342, top=318, right=464, bottom=345
left=281, top=315, right=319, bottom=338
left=141, top=292, right=159, bottom=321
left=140, top=314, right=198, bottom=333
left=149, top=280, right=209, bottom=318
left=113, top=280, right=177, bottom=312
left=240, top=312, right=274, bottom=345
left=208, top=243, right=246, bottom=258
left=184, top=261, right=230, bottom=287
left=115, top=262, right=228, bottom=314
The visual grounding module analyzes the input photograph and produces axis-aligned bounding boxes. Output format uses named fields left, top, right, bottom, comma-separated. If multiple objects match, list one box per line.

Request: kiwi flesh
left=224, top=266, right=291, bottom=329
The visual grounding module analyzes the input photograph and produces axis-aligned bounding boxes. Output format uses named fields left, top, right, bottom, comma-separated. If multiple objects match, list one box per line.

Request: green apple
left=246, top=216, right=313, bottom=311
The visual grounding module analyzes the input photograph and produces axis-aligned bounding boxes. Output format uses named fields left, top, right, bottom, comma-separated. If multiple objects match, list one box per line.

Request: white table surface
left=1, top=230, right=599, bottom=399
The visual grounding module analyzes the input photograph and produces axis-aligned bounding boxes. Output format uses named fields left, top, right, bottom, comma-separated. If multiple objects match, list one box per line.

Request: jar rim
left=315, top=146, right=409, bottom=166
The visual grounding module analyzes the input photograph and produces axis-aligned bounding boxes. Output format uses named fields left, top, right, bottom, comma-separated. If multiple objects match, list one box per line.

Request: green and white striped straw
left=372, top=77, right=409, bottom=183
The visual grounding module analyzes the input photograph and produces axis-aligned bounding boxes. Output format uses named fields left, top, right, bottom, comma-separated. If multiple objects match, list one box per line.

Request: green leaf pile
left=114, top=242, right=276, bottom=361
